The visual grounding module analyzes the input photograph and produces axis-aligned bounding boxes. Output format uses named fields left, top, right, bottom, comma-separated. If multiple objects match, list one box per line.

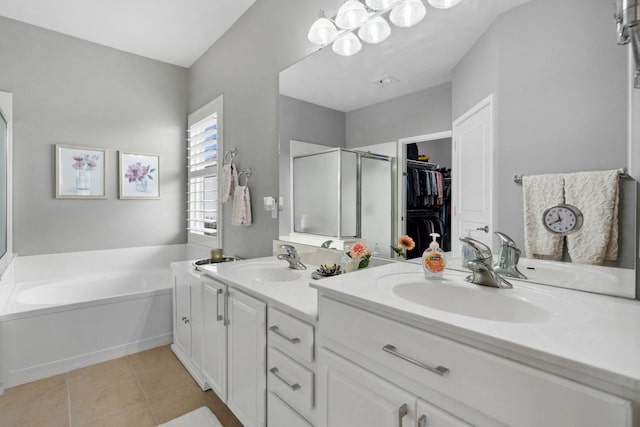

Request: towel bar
left=513, top=168, right=629, bottom=184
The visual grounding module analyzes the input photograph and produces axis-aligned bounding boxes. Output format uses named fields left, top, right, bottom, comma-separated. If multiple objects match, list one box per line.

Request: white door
left=227, top=288, right=267, bottom=427
left=202, top=278, right=227, bottom=401
left=416, top=399, right=472, bottom=427
left=452, top=95, right=495, bottom=255
left=317, top=348, right=417, bottom=427
left=173, top=272, right=191, bottom=357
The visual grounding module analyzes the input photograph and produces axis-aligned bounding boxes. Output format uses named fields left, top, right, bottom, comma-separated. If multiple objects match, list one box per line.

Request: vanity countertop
left=185, top=256, right=320, bottom=324
left=310, top=261, right=640, bottom=391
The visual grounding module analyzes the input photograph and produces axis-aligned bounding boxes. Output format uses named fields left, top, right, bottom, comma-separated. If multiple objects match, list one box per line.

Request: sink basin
left=377, top=272, right=555, bottom=323
left=226, top=261, right=304, bottom=283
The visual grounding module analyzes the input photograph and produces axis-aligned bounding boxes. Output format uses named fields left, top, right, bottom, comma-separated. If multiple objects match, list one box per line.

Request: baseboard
left=3, top=333, right=172, bottom=389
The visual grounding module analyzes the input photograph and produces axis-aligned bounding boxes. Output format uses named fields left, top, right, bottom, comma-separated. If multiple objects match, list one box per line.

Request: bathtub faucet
left=277, top=245, right=307, bottom=270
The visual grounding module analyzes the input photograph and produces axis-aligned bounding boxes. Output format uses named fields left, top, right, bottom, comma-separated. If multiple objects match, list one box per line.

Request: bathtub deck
left=0, top=345, right=242, bottom=426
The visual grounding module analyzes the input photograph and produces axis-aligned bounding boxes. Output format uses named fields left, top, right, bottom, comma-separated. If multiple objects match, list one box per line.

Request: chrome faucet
left=493, top=232, right=527, bottom=280
left=277, top=244, right=307, bottom=270
left=459, top=237, right=512, bottom=289
left=321, top=240, right=333, bottom=249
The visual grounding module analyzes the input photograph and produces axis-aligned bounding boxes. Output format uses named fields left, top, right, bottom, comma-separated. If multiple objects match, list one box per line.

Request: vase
left=76, top=169, right=91, bottom=192
left=136, top=180, right=148, bottom=193
left=340, top=254, right=358, bottom=273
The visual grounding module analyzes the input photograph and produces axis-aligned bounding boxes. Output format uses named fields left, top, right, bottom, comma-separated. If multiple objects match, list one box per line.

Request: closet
left=404, top=139, right=452, bottom=259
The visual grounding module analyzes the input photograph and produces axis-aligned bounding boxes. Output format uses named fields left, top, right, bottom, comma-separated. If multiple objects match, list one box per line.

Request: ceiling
left=0, top=0, right=256, bottom=67
left=280, top=0, right=531, bottom=112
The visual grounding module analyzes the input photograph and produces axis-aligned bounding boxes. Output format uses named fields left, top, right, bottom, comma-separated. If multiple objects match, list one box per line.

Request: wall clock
left=542, top=204, right=584, bottom=235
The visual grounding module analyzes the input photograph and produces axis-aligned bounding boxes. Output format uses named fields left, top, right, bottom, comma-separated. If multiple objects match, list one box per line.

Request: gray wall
left=452, top=0, right=632, bottom=267
left=0, top=16, right=188, bottom=255
left=278, top=94, right=346, bottom=235
left=416, top=138, right=452, bottom=169
left=346, top=82, right=452, bottom=147
left=188, top=0, right=325, bottom=259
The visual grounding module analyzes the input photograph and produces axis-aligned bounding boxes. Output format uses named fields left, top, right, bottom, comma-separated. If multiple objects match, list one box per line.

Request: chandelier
left=308, top=0, right=464, bottom=56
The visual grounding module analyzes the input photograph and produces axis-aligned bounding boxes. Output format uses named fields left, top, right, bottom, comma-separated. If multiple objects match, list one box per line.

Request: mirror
left=0, top=110, right=7, bottom=260
left=278, top=0, right=636, bottom=293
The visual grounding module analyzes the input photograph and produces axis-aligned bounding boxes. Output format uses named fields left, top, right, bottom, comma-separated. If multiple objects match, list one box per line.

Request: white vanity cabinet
left=317, top=296, right=635, bottom=427
left=202, top=277, right=227, bottom=398
left=267, top=307, right=316, bottom=426
left=171, top=266, right=207, bottom=388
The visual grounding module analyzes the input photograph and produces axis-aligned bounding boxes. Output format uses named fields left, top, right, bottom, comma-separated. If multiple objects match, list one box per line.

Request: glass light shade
left=358, top=17, right=391, bottom=44
left=332, top=32, right=362, bottom=56
left=365, top=0, right=401, bottom=10
left=389, top=0, right=426, bottom=27
left=308, top=17, right=339, bottom=45
left=335, top=0, right=369, bottom=30
left=427, top=0, right=463, bottom=8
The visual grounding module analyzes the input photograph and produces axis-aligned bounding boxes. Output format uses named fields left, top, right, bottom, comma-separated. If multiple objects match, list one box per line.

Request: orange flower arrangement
left=347, top=241, right=371, bottom=269
left=391, top=235, right=416, bottom=258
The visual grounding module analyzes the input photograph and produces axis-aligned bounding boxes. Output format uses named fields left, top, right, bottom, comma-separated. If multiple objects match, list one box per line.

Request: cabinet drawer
left=268, top=392, right=312, bottom=427
left=268, top=307, right=314, bottom=363
left=268, top=347, right=314, bottom=414
left=319, top=297, right=633, bottom=427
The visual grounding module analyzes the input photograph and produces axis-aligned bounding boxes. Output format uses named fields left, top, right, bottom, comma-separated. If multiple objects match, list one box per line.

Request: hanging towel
left=231, top=185, right=252, bottom=226
left=564, top=170, right=619, bottom=265
left=221, top=162, right=237, bottom=204
left=522, top=173, right=565, bottom=260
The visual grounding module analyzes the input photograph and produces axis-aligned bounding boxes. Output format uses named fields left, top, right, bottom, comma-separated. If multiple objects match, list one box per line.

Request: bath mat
left=158, top=406, right=222, bottom=427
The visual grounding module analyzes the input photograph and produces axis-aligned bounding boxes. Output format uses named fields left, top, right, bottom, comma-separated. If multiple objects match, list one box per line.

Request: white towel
left=564, top=170, right=619, bottom=265
left=232, top=185, right=252, bottom=226
left=221, top=162, right=237, bottom=204
left=522, top=173, right=564, bottom=260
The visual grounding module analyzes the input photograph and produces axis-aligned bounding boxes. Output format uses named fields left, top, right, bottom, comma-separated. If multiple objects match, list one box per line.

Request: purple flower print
left=124, top=162, right=155, bottom=183
left=71, top=153, right=100, bottom=171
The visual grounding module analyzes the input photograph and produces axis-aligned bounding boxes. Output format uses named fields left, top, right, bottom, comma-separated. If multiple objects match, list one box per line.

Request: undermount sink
left=227, top=261, right=304, bottom=283
left=377, top=272, right=557, bottom=323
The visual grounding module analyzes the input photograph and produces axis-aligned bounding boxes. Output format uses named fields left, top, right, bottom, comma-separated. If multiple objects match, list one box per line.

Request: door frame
left=451, top=94, right=495, bottom=255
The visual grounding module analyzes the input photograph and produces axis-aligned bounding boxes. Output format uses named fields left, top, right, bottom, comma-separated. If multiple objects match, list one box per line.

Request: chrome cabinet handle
left=269, top=367, right=301, bottom=391
left=418, top=415, right=427, bottom=427
left=383, top=344, right=449, bottom=376
left=398, top=403, right=409, bottom=427
left=269, top=325, right=301, bottom=344
left=215, top=288, right=223, bottom=321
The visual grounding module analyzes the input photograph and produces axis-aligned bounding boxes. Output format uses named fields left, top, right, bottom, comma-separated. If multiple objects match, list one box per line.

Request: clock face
left=543, top=204, right=584, bottom=235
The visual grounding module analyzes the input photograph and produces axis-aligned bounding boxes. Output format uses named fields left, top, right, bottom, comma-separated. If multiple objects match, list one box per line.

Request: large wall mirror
left=278, top=0, right=637, bottom=296
left=0, top=91, right=11, bottom=276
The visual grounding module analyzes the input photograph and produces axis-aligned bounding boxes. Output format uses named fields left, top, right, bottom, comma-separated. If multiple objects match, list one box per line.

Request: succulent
left=316, top=263, right=342, bottom=277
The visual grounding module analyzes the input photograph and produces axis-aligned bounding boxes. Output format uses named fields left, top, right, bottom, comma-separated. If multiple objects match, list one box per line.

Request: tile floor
left=0, top=345, right=242, bottom=427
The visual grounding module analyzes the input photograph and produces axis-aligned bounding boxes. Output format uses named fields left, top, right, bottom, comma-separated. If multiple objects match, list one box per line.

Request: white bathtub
left=0, top=245, right=188, bottom=392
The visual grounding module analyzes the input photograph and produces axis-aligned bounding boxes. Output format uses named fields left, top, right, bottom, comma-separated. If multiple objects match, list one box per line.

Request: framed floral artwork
left=55, top=144, right=107, bottom=199
left=119, top=151, right=160, bottom=199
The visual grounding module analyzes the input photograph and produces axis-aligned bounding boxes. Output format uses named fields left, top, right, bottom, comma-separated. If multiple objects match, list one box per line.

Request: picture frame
left=55, top=144, right=107, bottom=199
left=119, top=151, right=160, bottom=199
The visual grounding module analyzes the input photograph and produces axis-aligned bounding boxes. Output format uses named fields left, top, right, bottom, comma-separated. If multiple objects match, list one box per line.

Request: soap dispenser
left=423, top=233, right=446, bottom=279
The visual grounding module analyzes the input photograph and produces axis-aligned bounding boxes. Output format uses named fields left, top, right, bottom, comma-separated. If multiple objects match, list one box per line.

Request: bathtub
left=0, top=245, right=188, bottom=391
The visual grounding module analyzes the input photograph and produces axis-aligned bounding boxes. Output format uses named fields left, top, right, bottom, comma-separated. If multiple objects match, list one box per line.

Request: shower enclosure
left=292, top=148, right=395, bottom=257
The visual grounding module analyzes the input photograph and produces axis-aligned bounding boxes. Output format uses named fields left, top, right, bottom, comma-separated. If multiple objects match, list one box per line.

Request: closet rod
left=513, top=168, right=629, bottom=184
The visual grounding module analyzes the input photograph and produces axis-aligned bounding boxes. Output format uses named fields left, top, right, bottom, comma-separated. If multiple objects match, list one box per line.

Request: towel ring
left=223, top=148, right=237, bottom=165
left=238, top=168, right=252, bottom=186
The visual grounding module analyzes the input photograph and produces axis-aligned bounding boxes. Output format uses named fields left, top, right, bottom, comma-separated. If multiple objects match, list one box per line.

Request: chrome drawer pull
left=383, top=344, right=450, bottom=376
left=269, top=325, right=301, bottom=344
left=418, top=415, right=427, bottom=427
left=216, top=288, right=223, bottom=321
left=269, top=367, right=301, bottom=391
left=398, top=403, right=409, bottom=427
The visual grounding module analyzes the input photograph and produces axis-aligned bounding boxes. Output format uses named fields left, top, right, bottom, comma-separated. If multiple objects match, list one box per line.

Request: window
left=187, top=95, right=223, bottom=248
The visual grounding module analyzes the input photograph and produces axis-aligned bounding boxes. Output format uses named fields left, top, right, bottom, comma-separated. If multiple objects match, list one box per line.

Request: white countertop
left=191, top=256, right=320, bottom=324
left=310, top=261, right=640, bottom=391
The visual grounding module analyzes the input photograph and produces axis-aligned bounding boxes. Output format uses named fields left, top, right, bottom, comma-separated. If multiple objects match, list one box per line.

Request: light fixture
left=389, top=0, right=426, bottom=27
left=332, top=32, right=363, bottom=56
left=308, top=0, right=428, bottom=56
left=308, top=11, right=339, bottom=45
left=358, top=16, right=391, bottom=44
left=335, top=0, right=370, bottom=30
left=427, top=0, right=463, bottom=8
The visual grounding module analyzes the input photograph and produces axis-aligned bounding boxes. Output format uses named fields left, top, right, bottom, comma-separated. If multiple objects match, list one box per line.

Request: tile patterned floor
left=0, top=345, right=242, bottom=427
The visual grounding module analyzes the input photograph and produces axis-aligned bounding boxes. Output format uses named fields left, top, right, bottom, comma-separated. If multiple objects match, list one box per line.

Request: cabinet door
left=268, top=392, right=312, bottom=427
left=416, top=399, right=471, bottom=427
left=173, top=272, right=191, bottom=356
left=202, top=279, right=227, bottom=400
left=227, top=288, right=266, bottom=427
left=317, top=348, right=417, bottom=427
